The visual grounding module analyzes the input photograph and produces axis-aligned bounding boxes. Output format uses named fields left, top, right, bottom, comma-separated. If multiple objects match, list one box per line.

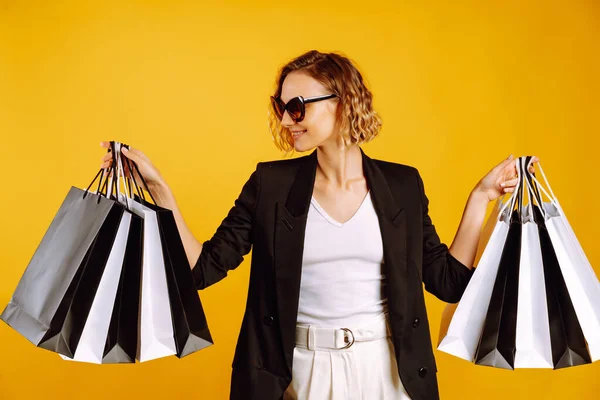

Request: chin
left=293, top=141, right=314, bottom=153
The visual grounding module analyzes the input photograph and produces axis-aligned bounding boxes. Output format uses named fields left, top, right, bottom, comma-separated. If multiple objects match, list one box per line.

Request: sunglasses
left=270, top=94, right=338, bottom=123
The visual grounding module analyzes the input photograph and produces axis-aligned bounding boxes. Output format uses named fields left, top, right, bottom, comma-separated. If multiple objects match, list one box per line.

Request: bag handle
left=525, top=161, right=559, bottom=210
left=498, top=157, right=523, bottom=220
left=113, top=141, right=133, bottom=210
left=120, top=143, right=146, bottom=203
left=520, top=156, right=546, bottom=221
left=83, top=146, right=113, bottom=201
left=519, top=155, right=539, bottom=221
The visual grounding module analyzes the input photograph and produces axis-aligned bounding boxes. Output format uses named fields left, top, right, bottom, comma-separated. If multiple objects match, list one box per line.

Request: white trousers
left=283, top=313, right=412, bottom=400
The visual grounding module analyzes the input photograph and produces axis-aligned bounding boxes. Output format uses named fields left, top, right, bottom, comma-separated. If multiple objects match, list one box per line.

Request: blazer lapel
left=273, top=150, right=318, bottom=372
left=273, top=148, right=408, bottom=373
left=361, top=148, right=409, bottom=339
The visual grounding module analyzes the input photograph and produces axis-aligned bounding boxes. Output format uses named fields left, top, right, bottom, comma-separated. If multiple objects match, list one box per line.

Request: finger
left=500, top=177, right=519, bottom=188
left=121, top=146, right=138, bottom=161
left=100, top=141, right=111, bottom=149
left=528, top=156, right=539, bottom=172
left=494, top=155, right=514, bottom=171
left=120, top=150, right=135, bottom=165
left=497, top=159, right=517, bottom=178
left=100, top=160, right=113, bottom=169
left=126, top=147, right=147, bottom=162
left=503, top=187, right=515, bottom=193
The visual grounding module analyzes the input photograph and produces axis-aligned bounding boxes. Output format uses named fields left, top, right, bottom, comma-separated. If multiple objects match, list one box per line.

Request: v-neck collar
left=310, top=191, right=372, bottom=228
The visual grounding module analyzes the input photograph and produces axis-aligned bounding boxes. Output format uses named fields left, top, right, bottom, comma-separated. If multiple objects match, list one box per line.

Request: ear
left=327, top=98, right=339, bottom=115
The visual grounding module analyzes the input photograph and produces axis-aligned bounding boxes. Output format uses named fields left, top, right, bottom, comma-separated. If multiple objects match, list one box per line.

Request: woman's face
left=279, top=71, right=339, bottom=152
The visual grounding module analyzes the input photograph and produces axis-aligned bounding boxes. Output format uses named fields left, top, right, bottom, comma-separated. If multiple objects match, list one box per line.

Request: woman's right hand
left=99, top=141, right=166, bottom=191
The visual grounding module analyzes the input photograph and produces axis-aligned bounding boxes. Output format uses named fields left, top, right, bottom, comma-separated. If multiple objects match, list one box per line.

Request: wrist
left=147, top=180, right=175, bottom=207
left=470, top=185, right=491, bottom=205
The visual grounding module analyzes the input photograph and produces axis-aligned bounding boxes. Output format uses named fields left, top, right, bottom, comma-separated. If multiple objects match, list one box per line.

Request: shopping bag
left=102, top=209, right=143, bottom=363
left=532, top=167, right=600, bottom=362
left=63, top=210, right=131, bottom=363
left=131, top=196, right=177, bottom=362
left=514, top=157, right=553, bottom=368
left=147, top=201, right=213, bottom=357
left=534, top=204, right=591, bottom=368
left=524, top=162, right=594, bottom=367
left=474, top=208, right=522, bottom=369
left=474, top=158, right=527, bottom=369
left=1, top=170, right=125, bottom=358
left=437, top=200, right=510, bottom=360
left=437, top=166, right=521, bottom=361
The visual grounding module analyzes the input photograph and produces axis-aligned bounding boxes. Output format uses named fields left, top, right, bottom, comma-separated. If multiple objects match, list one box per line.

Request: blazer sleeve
left=415, top=169, right=474, bottom=303
left=192, top=163, right=261, bottom=290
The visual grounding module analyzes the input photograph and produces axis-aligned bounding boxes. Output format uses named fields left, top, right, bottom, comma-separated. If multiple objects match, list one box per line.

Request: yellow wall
left=1, top=1, right=599, bottom=398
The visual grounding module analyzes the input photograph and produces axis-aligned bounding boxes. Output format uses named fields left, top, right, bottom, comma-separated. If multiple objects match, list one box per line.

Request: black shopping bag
left=532, top=205, right=591, bottom=368
left=1, top=174, right=124, bottom=358
left=474, top=208, right=522, bottom=369
left=102, top=211, right=144, bottom=363
left=142, top=199, right=214, bottom=357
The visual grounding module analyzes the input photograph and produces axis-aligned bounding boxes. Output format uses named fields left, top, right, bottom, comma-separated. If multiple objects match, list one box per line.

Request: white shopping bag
left=437, top=161, right=522, bottom=361
left=131, top=198, right=176, bottom=362
left=530, top=163, right=600, bottom=362
left=514, top=167, right=553, bottom=368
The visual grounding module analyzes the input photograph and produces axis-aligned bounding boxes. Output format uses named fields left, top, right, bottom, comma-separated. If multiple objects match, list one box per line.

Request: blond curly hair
left=268, top=50, right=382, bottom=154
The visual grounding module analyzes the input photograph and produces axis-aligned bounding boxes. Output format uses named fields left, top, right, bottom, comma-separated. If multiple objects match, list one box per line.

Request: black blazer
left=192, top=147, right=474, bottom=400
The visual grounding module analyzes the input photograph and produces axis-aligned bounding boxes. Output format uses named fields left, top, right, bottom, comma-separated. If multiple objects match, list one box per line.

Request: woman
left=101, top=50, right=531, bottom=400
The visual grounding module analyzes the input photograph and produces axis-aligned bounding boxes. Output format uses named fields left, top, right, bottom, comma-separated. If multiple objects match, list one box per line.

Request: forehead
left=280, top=71, right=328, bottom=103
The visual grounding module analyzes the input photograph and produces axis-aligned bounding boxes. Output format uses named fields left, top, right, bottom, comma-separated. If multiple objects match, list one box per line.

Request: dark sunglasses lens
left=287, top=98, right=304, bottom=121
left=271, top=97, right=284, bottom=119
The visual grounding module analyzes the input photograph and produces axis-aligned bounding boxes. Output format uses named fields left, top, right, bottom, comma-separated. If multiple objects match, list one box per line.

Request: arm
left=417, top=170, right=475, bottom=303
left=149, top=181, right=204, bottom=270
left=154, top=166, right=260, bottom=289
left=418, top=155, right=523, bottom=303
left=113, top=143, right=261, bottom=289
left=447, top=190, right=489, bottom=270
left=190, top=166, right=261, bottom=289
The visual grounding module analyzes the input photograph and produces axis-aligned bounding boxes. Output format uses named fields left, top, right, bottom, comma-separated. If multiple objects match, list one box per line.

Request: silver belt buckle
left=339, top=328, right=355, bottom=349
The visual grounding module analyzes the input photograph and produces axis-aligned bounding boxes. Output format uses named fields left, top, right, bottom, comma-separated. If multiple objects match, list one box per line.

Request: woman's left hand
left=474, top=155, right=540, bottom=202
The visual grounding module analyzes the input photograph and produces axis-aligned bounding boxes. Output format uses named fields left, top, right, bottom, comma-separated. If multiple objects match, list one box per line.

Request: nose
left=280, top=110, right=295, bottom=128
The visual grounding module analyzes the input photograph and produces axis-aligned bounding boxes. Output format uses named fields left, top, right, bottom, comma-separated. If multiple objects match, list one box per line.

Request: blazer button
left=263, top=316, right=274, bottom=327
left=418, top=367, right=427, bottom=378
left=413, top=318, right=420, bottom=328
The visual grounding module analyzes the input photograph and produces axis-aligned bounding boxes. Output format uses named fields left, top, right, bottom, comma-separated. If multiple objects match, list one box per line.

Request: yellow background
left=1, top=1, right=599, bottom=398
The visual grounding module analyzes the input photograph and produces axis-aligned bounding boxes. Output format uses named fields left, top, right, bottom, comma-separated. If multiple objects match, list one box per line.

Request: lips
left=292, top=130, right=307, bottom=139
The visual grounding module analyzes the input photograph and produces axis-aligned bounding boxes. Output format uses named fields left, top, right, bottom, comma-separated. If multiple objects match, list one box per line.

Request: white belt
left=295, top=314, right=391, bottom=351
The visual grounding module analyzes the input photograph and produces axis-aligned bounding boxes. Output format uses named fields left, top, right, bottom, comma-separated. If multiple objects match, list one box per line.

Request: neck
left=315, top=140, right=363, bottom=190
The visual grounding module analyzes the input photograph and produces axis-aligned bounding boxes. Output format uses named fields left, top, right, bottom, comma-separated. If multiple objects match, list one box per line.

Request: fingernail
left=500, top=182, right=506, bottom=187
left=507, top=154, right=513, bottom=160
left=122, top=147, right=128, bottom=152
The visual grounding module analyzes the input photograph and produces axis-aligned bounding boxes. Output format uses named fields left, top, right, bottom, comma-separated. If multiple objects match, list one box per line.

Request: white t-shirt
left=296, top=191, right=388, bottom=328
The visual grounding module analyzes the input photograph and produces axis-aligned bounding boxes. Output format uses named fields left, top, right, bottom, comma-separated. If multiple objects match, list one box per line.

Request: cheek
left=305, top=110, right=337, bottom=138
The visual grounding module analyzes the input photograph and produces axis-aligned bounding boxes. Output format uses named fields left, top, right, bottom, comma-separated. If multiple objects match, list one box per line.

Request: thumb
left=495, top=154, right=514, bottom=171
